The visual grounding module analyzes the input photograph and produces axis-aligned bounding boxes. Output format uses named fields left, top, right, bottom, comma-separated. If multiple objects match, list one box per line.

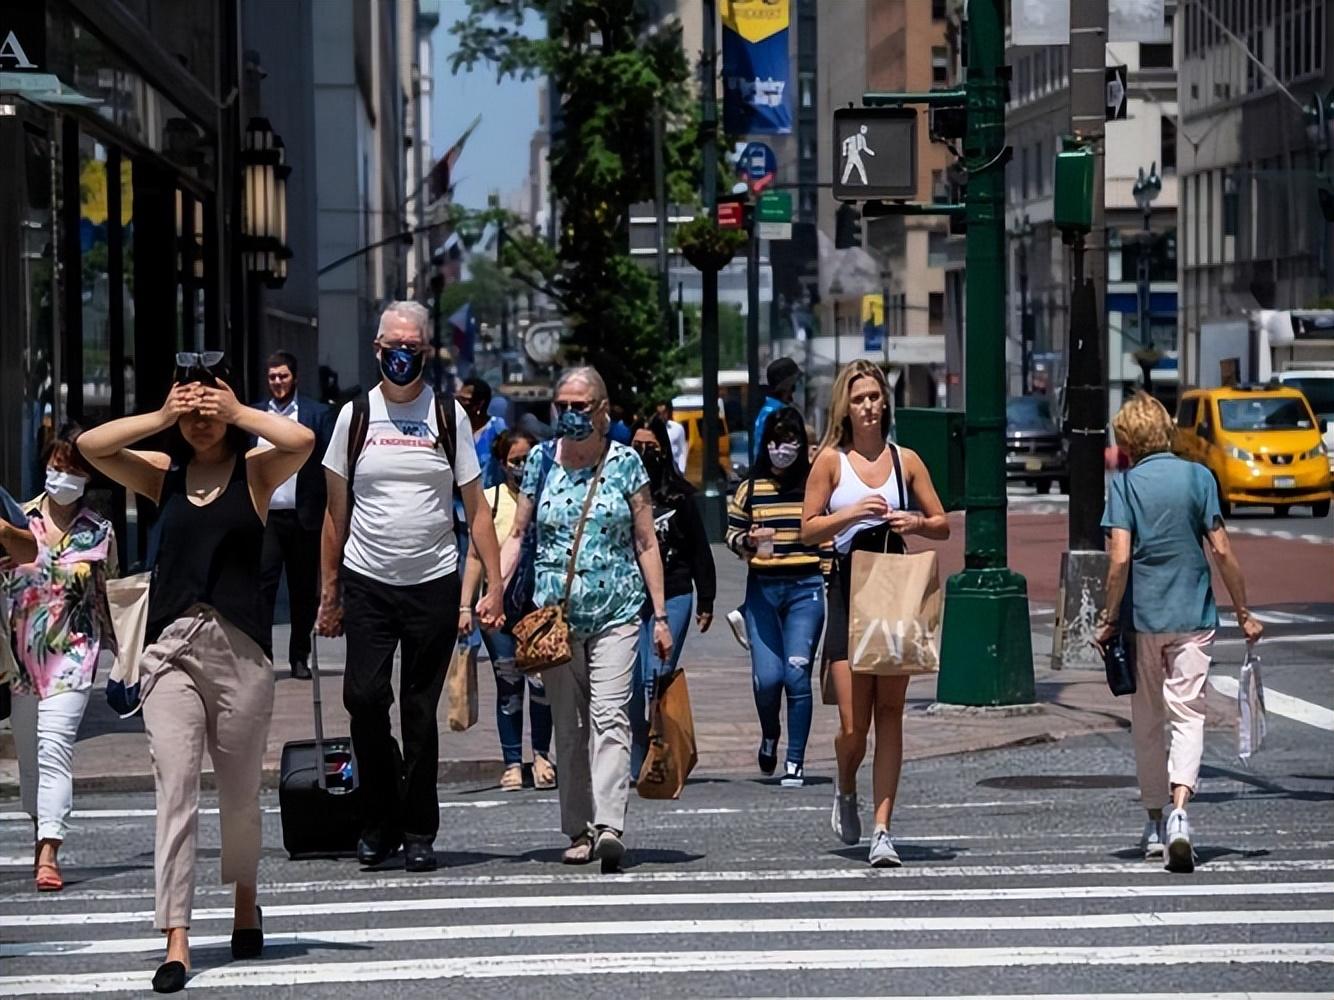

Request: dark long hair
left=163, top=368, right=251, bottom=468
left=638, top=414, right=694, bottom=505
left=751, top=406, right=811, bottom=488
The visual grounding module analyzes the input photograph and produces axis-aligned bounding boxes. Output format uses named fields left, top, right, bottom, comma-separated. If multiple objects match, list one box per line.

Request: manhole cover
left=978, top=774, right=1139, bottom=790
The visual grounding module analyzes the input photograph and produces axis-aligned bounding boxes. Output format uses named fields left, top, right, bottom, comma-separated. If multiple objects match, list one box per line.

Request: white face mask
left=768, top=442, right=801, bottom=470
left=45, top=469, right=87, bottom=507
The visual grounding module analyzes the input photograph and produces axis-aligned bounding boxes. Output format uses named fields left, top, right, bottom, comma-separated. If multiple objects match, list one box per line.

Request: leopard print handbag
left=513, top=446, right=611, bottom=675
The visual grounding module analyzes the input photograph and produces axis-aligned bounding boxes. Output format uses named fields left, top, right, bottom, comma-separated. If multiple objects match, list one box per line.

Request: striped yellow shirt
left=726, top=478, right=832, bottom=574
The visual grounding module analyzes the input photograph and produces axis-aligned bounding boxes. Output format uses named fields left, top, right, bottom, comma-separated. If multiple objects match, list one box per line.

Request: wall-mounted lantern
left=240, top=117, right=292, bottom=289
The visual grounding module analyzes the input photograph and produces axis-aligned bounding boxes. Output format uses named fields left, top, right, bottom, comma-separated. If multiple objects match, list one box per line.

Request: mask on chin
left=45, top=469, right=87, bottom=506
left=379, top=347, right=424, bottom=387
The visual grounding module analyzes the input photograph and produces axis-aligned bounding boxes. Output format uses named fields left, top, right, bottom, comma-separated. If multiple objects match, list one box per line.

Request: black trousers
left=340, top=567, right=461, bottom=841
left=258, top=509, right=320, bottom=665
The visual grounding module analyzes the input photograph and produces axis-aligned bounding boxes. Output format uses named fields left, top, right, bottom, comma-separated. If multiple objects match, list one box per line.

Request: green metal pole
left=935, top=0, right=1035, bottom=706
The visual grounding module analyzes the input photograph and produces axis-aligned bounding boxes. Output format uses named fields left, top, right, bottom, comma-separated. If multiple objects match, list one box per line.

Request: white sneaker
left=780, top=762, right=804, bottom=788
left=1141, top=817, right=1165, bottom=861
left=1164, top=808, right=1195, bottom=874
left=831, top=791, right=861, bottom=845
left=726, top=609, right=749, bottom=651
left=868, top=829, right=901, bottom=868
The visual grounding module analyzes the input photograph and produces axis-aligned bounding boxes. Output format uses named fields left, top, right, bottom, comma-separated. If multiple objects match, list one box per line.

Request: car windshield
left=1218, top=397, right=1314, bottom=431
left=1281, top=378, right=1334, bottom=419
left=1007, top=397, right=1054, bottom=429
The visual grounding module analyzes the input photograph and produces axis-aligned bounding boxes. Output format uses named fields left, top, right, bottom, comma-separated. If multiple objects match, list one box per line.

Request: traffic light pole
left=858, top=0, right=1033, bottom=705
left=698, top=0, right=726, bottom=540
left=746, top=224, right=761, bottom=456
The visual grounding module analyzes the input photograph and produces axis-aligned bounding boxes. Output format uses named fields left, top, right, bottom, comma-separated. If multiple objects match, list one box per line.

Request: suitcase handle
left=309, top=629, right=328, bottom=792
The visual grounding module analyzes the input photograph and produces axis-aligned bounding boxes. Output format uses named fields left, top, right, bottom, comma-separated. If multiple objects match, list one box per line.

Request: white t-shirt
left=260, top=397, right=300, bottom=510
left=323, top=386, right=480, bottom=586
left=666, top=419, right=688, bottom=475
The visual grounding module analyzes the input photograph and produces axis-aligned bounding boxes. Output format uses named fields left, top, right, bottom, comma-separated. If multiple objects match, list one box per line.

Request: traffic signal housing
left=835, top=203, right=863, bottom=249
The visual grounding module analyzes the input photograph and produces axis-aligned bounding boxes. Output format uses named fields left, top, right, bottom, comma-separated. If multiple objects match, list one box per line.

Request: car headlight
left=1224, top=445, right=1255, bottom=462
left=1298, top=442, right=1328, bottom=462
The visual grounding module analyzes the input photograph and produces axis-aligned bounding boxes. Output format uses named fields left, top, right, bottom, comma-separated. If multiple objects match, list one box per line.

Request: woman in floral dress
left=0, top=425, right=116, bottom=892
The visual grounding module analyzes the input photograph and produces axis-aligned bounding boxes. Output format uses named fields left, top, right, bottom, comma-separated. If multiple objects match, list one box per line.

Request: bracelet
left=653, top=614, right=669, bottom=624
left=460, top=608, right=474, bottom=616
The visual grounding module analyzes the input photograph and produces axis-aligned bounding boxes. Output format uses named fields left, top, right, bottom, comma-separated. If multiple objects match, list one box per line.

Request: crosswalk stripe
left=6, top=857, right=1328, bottom=905
left=730, top=995, right=1334, bottom=1000
left=5, top=909, right=1330, bottom=959
left=3, top=944, right=1331, bottom=994
left=5, top=880, right=1331, bottom=929
left=1209, top=675, right=1334, bottom=731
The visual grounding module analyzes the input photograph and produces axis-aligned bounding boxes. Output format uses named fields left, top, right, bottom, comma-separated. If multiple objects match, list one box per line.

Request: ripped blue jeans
left=483, top=630, right=552, bottom=766
left=744, top=572, right=826, bottom=766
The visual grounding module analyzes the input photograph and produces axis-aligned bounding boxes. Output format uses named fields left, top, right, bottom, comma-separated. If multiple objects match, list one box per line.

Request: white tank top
left=828, top=446, right=905, bottom=553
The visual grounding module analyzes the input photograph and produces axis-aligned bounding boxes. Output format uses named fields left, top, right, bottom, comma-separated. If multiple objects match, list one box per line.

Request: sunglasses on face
left=174, top=351, right=228, bottom=386
left=553, top=400, right=595, bottom=414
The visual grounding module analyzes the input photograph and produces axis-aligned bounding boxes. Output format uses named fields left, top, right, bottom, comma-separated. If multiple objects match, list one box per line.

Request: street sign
left=717, top=201, right=744, bottom=229
left=757, top=221, right=792, bottom=240
left=1105, top=65, right=1127, bottom=121
left=738, top=141, right=777, bottom=185
left=832, top=107, right=917, bottom=201
left=756, top=190, right=792, bottom=223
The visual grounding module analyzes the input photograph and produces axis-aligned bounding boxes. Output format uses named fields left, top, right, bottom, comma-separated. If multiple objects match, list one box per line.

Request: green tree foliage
left=451, top=0, right=698, bottom=408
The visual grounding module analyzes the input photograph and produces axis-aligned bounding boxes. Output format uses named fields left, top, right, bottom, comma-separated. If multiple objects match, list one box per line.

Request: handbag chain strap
left=558, top=444, right=612, bottom=609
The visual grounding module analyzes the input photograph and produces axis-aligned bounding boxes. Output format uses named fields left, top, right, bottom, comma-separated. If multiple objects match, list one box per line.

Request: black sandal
left=230, top=905, right=264, bottom=960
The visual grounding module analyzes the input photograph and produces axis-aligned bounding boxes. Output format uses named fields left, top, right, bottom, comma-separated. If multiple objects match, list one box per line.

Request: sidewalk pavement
left=0, top=527, right=1239, bottom=796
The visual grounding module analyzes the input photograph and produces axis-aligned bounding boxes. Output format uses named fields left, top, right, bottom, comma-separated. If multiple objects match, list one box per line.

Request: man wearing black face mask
left=318, top=301, right=505, bottom=873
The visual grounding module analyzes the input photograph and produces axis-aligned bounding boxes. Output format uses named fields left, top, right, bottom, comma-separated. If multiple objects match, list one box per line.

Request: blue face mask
left=379, top=346, right=424, bottom=387
left=554, top=407, right=595, bottom=441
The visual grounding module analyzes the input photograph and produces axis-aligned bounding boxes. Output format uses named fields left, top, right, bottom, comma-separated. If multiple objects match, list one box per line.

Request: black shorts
left=822, top=523, right=905, bottom=664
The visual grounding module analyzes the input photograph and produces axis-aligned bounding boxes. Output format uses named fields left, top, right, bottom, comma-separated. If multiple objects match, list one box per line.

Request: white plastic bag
left=1237, top=650, right=1266, bottom=763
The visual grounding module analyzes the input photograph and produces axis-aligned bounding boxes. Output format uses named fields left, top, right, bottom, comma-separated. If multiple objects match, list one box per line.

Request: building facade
left=1177, top=0, right=1332, bottom=387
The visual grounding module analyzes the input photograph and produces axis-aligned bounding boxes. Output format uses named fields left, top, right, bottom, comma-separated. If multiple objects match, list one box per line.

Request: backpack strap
left=344, top=392, right=370, bottom=530
left=432, top=392, right=459, bottom=470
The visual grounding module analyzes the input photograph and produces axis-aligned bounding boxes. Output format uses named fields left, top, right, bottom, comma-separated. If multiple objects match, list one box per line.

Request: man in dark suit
left=254, top=351, right=332, bottom=679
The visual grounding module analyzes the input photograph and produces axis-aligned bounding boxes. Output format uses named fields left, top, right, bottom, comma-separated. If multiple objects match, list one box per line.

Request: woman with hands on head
left=77, top=353, right=314, bottom=993
left=802, top=360, right=949, bottom=869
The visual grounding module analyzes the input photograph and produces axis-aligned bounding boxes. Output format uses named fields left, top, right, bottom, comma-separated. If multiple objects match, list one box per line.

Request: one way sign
left=1105, top=65, right=1127, bottom=121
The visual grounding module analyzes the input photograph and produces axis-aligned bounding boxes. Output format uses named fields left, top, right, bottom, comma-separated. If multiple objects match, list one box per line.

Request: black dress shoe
left=404, top=837, right=437, bottom=873
left=152, top=961, right=187, bottom=994
left=231, top=905, right=263, bottom=960
left=356, top=831, right=400, bottom=867
left=290, top=660, right=312, bottom=680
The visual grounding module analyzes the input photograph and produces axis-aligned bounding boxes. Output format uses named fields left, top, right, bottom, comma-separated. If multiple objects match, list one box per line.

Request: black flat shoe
left=152, top=961, right=187, bottom=994
left=231, top=905, right=263, bottom=960
left=290, top=660, right=312, bottom=680
left=404, top=837, right=437, bottom=873
left=356, top=832, right=400, bottom=867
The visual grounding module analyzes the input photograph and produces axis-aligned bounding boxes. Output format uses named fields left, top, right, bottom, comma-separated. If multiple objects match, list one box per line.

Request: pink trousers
left=1130, top=629, right=1215, bottom=807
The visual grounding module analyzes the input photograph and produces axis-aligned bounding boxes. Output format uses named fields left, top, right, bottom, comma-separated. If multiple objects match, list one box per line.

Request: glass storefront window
left=79, top=137, right=113, bottom=425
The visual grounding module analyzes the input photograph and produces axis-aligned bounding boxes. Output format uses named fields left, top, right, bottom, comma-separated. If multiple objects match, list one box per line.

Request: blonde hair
left=818, top=360, right=893, bottom=453
left=1112, top=391, right=1175, bottom=461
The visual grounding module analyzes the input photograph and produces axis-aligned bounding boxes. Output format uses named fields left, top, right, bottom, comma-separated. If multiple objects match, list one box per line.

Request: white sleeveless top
left=827, top=446, right=905, bottom=553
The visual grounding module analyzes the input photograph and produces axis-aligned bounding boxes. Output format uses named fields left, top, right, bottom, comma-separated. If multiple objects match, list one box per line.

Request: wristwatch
left=653, top=614, right=670, bottom=625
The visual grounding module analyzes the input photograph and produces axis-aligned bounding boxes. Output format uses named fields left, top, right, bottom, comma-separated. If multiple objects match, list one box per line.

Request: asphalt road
left=3, top=686, right=1331, bottom=998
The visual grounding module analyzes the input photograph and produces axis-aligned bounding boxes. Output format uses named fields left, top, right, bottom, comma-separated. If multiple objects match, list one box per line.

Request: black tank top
left=147, top=453, right=270, bottom=657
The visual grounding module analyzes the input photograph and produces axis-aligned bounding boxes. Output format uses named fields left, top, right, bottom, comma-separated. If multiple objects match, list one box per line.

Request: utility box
left=895, top=408, right=965, bottom=511
left=1053, top=138, right=1094, bottom=235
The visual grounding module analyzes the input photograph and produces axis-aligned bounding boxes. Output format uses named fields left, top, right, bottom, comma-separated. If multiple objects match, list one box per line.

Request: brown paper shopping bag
left=445, top=642, right=479, bottom=732
left=636, top=669, right=698, bottom=799
left=848, top=548, right=942, bottom=676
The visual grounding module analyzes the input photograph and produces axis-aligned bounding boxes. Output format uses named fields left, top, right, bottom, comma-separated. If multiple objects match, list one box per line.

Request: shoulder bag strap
left=882, top=443, right=908, bottom=555
left=559, top=445, right=612, bottom=608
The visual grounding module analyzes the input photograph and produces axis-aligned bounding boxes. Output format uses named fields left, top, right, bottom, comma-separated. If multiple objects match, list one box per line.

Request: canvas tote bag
left=846, top=446, right=942, bottom=676
left=636, top=668, right=698, bottom=800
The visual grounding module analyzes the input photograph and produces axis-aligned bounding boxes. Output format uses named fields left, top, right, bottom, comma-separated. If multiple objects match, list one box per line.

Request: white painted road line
left=1214, top=633, right=1334, bottom=647
left=0, top=800, right=508, bottom=824
left=5, top=880, right=1332, bottom=929
left=1210, top=675, right=1334, bottom=732
left=731, top=995, right=1334, bottom=1000
left=5, top=858, right=1332, bottom=906
left=7, top=909, right=1331, bottom=959
left=1221, top=610, right=1329, bottom=626
left=4, top=944, right=1332, bottom=994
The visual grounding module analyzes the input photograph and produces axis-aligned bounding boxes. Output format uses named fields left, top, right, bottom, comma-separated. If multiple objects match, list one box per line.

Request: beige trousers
left=1131, top=629, right=1215, bottom=808
left=544, top=621, right=639, bottom=839
left=141, top=607, right=274, bottom=929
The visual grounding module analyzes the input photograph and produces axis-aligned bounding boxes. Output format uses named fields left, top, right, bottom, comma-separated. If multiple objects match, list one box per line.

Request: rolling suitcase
left=279, top=635, right=362, bottom=859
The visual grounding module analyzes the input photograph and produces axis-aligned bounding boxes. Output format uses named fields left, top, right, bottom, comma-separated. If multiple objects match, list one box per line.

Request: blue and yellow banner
left=721, top=0, right=791, bottom=136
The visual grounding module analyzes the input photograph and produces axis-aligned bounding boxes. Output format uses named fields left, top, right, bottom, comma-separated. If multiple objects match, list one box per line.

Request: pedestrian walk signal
left=832, top=107, right=917, bottom=202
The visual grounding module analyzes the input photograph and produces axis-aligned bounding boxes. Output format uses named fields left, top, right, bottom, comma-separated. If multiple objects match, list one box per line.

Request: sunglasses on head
left=553, top=400, right=595, bottom=414
left=174, top=351, right=228, bottom=386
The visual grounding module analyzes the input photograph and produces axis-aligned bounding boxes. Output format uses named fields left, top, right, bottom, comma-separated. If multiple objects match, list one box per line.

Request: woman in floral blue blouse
left=0, top=426, right=116, bottom=892
left=499, top=367, right=672, bottom=870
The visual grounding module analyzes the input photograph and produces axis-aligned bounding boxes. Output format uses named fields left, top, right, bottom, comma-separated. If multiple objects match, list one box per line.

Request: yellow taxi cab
left=670, top=394, right=731, bottom=488
left=1173, top=385, right=1332, bottom=518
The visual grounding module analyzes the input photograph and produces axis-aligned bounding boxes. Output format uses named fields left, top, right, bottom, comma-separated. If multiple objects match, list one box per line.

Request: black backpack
left=343, top=390, right=459, bottom=517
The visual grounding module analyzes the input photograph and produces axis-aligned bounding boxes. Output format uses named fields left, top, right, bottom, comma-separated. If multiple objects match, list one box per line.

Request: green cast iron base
left=937, top=568, right=1036, bottom=706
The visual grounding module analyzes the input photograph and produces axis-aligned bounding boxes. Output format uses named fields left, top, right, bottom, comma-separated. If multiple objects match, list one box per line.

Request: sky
left=430, top=3, right=543, bottom=211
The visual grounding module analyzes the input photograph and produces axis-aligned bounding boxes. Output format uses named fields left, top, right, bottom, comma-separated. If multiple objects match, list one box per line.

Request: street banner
left=721, top=0, right=791, bottom=136
left=1012, top=0, right=1167, bottom=46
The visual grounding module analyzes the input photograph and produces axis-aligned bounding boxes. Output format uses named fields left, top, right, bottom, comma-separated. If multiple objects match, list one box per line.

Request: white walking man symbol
left=840, top=125, right=875, bottom=185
